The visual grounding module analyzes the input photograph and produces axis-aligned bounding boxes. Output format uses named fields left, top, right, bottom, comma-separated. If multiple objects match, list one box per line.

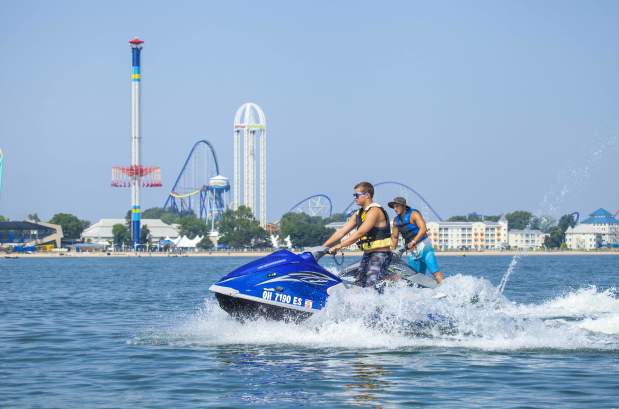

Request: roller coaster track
left=169, top=189, right=202, bottom=199
left=341, top=181, right=443, bottom=221
left=163, top=139, right=220, bottom=209
left=287, top=194, right=333, bottom=217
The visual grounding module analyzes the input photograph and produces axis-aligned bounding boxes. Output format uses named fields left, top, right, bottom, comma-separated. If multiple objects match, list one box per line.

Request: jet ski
left=209, top=247, right=440, bottom=323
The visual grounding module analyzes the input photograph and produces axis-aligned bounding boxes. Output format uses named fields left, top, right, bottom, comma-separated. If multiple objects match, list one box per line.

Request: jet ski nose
left=209, top=284, right=239, bottom=296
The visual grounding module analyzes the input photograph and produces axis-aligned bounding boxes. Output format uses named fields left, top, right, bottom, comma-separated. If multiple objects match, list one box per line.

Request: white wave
left=510, top=286, right=619, bottom=318
left=579, top=313, right=619, bottom=335
left=135, top=275, right=619, bottom=352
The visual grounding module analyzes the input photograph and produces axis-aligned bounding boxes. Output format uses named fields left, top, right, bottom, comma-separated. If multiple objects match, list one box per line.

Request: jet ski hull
left=209, top=249, right=340, bottom=322
left=214, top=292, right=312, bottom=322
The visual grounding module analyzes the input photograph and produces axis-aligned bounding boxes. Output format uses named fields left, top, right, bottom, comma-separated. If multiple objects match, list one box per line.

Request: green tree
left=49, top=213, right=90, bottom=239
left=27, top=213, right=40, bottom=222
left=505, top=211, right=533, bottom=230
left=530, top=215, right=556, bottom=233
left=219, top=205, right=269, bottom=248
left=544, top=226, right=563, bottom=248
left=141, top=207, right=183, bottom=224
left=160, top=212, right=181, bottom=225
left=179, top=215, right=209, bottom=239
left=0, top=215, right=8, bottom=222
left=112, top=224, right=130, bottom=246
left=279, top=212, right=335, bottom=247
left=324, top=213, right=347, bottom=223
left=140, top=224, right=151, bottom=245
left=447, top=213, right=500, bottom=222
left=466, top=212, right=483, bottom=222
left=198, top=236, right=214, bottom=250
left=543, top=213, right=576, bottom=248
left=558, top=213, right=577, bottom=232
left=141, top=207, right=166, bottom=219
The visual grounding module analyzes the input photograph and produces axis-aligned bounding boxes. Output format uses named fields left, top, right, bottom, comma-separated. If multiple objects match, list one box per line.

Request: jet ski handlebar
left=305, top=246, right=345, bottom=266
left=306, top=246, right=406, bottom=262
left=304, top=246, right=330, bottom=261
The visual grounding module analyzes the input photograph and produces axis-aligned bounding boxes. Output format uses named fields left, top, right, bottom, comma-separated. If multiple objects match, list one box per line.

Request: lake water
left=1, top=254, right=618, bottom=408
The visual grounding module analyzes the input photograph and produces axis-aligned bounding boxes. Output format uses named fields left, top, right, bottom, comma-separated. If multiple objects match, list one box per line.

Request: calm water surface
left=1, top=255, right=618, bottom=408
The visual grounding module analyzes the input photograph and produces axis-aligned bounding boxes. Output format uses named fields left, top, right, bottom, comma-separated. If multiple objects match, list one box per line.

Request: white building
left=81, top=218, right=179, bottom=245
left=565, top=208, right=619, bottom=250
left=508, top=229, right=548, bottom=250
left=426, top=216, right=508, bottom=250
left=327, top=216, right=510, bottom=251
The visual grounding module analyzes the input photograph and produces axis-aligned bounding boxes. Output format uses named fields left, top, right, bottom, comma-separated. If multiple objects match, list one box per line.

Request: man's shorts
left=407, top=240, right=440, bottom=275
left=357, top=251, right=392, bottom=288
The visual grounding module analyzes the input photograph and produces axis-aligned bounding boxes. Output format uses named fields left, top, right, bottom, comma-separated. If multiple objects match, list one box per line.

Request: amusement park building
left=565, top=208, right=619, bottom=250
left=0, top=221, right=63, bottom=249
left=81, top=219, right=179, bottom=245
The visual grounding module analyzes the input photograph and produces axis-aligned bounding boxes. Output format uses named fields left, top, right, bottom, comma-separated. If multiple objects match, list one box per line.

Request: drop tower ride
left=112, top=38, right=161, bottom=249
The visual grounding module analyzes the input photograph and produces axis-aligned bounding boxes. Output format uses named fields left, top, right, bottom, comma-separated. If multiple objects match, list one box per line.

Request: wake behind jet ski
left=209, top=247, right=439, bottom=323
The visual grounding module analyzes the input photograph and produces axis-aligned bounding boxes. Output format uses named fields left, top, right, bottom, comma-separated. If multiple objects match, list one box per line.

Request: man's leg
left=364, top=251, right=392, bottom=288
left=356, top=252, right=371, bottom=287
left=407, top=254, right=427, bottom=274
left=423, top=246, right=443, bottom=284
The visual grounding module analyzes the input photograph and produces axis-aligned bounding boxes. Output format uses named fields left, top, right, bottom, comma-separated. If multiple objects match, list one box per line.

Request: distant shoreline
left=3, top=250, right=619, bottom=259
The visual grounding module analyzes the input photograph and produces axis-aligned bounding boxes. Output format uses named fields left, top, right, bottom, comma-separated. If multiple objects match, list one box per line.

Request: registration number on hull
left=262, top=290, right=308, bottom=307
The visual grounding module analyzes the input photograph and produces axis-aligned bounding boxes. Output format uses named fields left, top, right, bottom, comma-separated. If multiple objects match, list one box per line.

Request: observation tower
left=233, top=103, right=267, bottom=226
left=112, top=38, right=161, bottom=248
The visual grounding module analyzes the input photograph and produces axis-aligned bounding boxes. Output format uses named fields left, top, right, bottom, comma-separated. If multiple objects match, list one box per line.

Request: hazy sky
left=1, top=0, right=618, bottom=223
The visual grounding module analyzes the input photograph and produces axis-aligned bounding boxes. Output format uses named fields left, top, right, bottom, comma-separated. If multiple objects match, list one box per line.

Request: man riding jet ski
left=322, top=181, right=394, bottom=290
left=209, top=246, right=437, bottom=323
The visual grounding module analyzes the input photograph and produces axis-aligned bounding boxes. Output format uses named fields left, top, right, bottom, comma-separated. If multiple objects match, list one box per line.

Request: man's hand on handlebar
left=328, top=244, right=342, bottom=255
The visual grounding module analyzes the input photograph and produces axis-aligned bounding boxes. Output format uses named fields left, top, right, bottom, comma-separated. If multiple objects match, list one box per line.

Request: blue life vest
left=395, top=208, right=427, bottom=244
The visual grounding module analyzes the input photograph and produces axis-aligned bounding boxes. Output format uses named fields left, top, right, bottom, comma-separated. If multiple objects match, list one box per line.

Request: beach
left=5, top=249, right=619, bottom=258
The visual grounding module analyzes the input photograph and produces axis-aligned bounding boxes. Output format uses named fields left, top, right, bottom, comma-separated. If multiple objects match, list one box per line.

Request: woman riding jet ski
left=209, top=247, right=437, bottom=323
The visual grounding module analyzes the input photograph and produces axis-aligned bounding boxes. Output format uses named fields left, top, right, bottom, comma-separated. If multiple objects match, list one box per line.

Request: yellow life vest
left=355, top=203, right=392, bottom=251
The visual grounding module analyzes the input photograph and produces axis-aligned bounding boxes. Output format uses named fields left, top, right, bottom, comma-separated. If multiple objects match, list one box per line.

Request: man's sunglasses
left=352, top=192, right=367, bottom=198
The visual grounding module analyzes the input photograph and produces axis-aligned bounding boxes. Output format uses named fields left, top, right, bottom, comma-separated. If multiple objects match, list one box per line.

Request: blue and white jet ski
left=209, top=247, right=439, bottom=323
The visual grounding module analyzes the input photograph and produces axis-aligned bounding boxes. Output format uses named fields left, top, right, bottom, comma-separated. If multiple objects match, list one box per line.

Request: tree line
left=2, top=207, right=578, bottom=249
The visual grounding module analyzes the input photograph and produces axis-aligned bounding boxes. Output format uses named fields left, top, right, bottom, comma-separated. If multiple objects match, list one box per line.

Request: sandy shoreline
left=3, top=250, right=618, bottom=258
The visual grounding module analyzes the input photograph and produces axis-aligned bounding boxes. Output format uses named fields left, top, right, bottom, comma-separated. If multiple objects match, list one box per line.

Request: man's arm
left=390, top=219, right=399, bottom=250
left=407, top=211, right=427, bottom=249
left=322, top=215, right=356, bottom=248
